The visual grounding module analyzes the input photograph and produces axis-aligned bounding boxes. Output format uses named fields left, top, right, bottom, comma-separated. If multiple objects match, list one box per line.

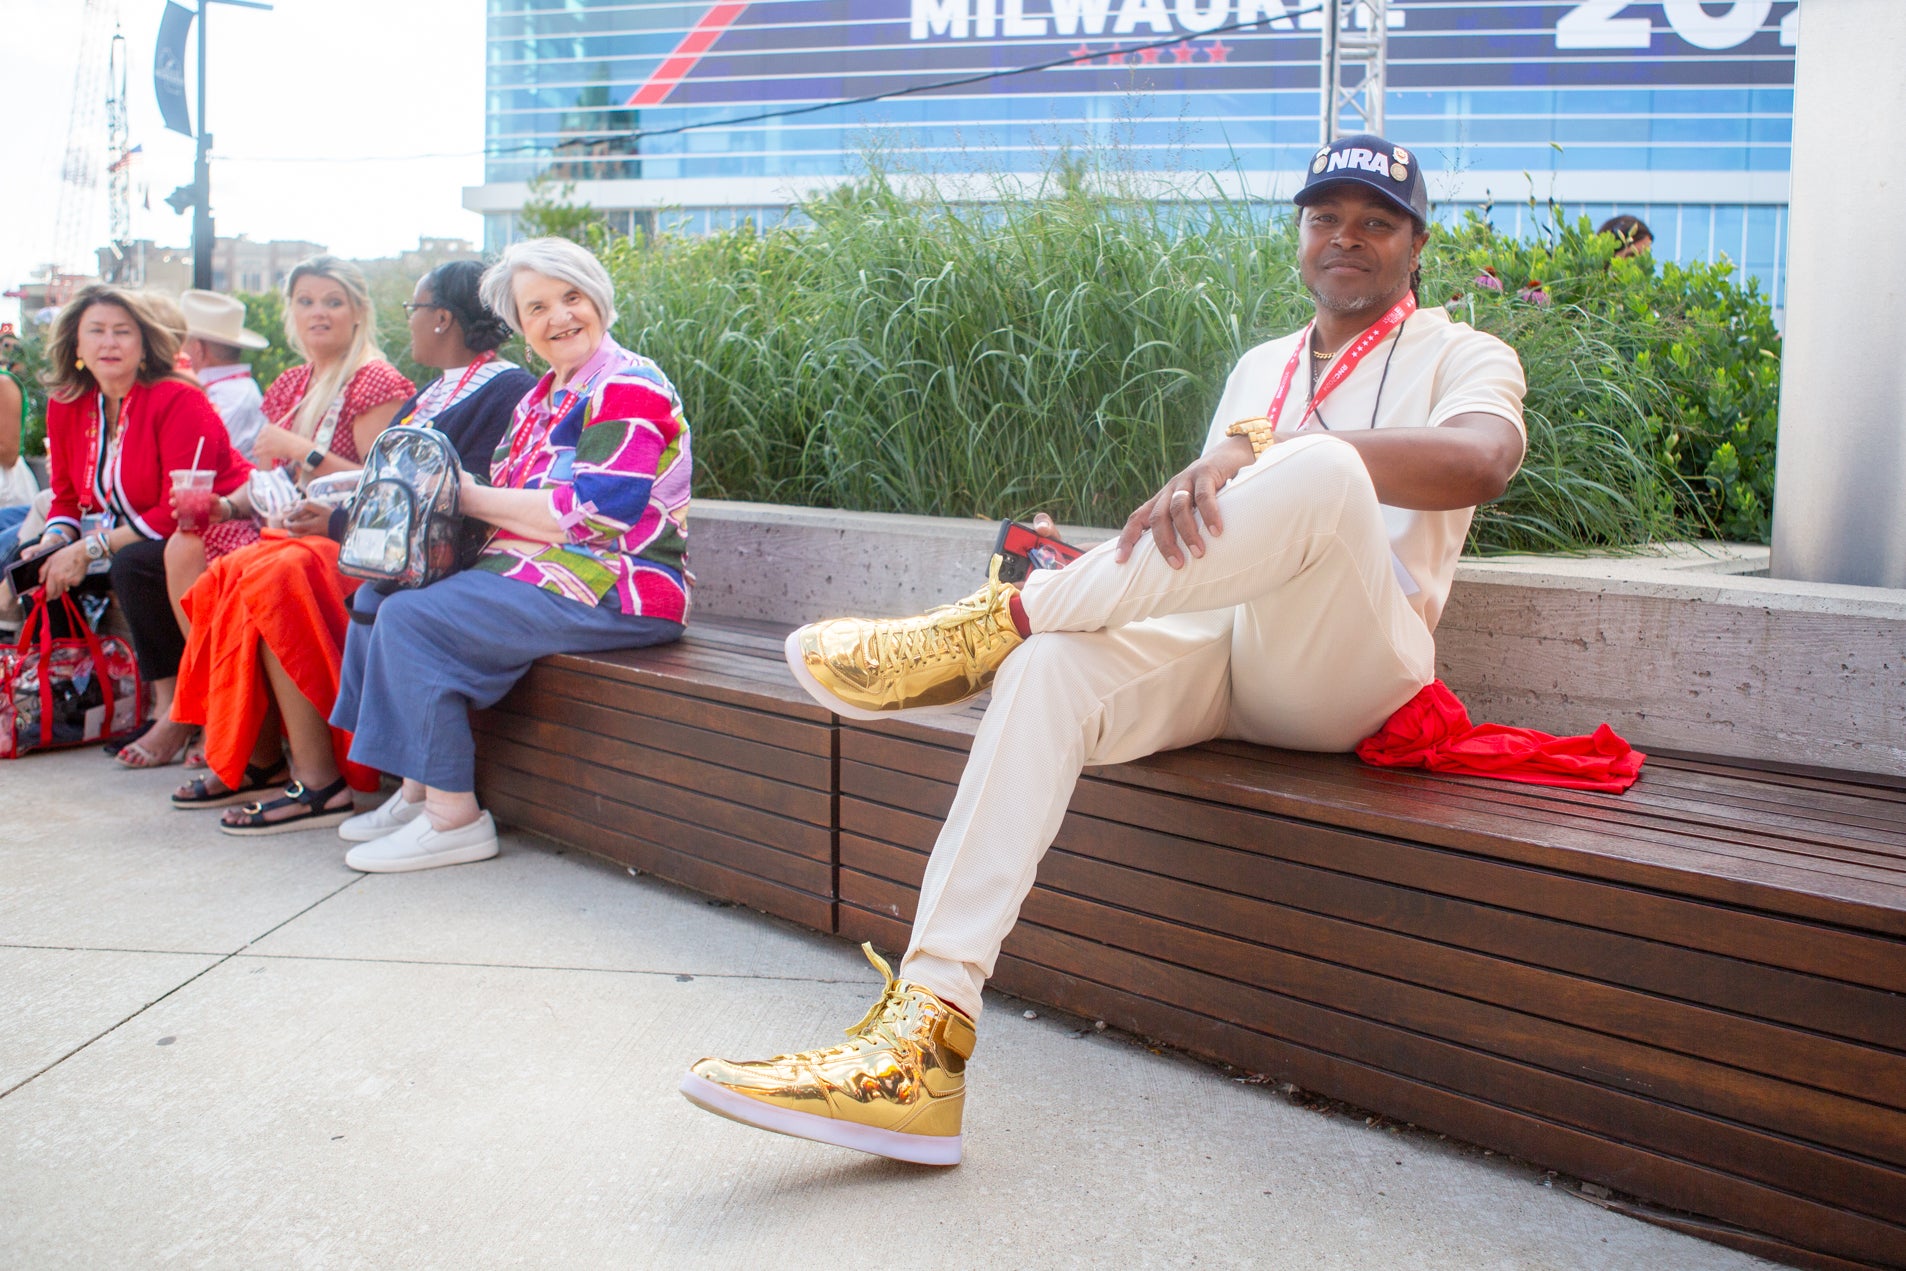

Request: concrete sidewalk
left=1, top=749, right=1772, bottom=1270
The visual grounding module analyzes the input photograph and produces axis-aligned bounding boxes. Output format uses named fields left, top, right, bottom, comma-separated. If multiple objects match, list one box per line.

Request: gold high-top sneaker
left=784, top=558, right=1024, bottom=721
left=680, top=944, right=977, bottom=1166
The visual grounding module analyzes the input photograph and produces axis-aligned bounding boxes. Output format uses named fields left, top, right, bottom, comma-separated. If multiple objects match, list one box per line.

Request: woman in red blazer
left=21, top=285, right=251, bottom=766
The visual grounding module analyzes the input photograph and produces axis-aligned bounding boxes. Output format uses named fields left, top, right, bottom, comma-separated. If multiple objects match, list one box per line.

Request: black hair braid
left=428, top=259, right=515, bottom=353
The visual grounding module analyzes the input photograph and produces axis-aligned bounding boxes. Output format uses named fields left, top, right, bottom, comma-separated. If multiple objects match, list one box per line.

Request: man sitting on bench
left=680, top=133, right=1529, bottom=1166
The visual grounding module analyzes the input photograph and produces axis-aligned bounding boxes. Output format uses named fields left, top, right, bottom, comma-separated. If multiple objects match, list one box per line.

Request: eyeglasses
left=402, top=302, right=446, bottom=317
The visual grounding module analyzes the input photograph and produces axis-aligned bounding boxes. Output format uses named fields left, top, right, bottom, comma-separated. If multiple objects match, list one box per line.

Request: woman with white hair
left=329, top=236, right=691, bottom=873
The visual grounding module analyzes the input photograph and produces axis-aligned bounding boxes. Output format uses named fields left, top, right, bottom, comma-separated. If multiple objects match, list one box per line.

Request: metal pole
left=192, top=0, right=213, bottom=289
left=1769, top=0, right=1906, bottom=586
left=1318, top=0, right=1340, bottom=143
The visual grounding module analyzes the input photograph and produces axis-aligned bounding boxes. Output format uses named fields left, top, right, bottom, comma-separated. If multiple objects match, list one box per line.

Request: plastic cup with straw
left=171, top=438, right=216, bottom=534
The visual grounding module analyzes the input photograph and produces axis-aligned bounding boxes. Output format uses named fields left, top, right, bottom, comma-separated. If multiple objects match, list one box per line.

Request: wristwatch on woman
left=83, top=531, right=110, bottom=562
left=304, top=447, right=326, bottom=473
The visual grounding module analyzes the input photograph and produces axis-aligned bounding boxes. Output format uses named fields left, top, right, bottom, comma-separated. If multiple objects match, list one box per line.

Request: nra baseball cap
left=1294, top=134, right=1429, bottom=225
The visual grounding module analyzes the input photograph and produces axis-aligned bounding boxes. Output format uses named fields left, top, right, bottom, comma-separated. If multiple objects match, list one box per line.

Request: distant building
left=83, top=236, right=329, bottom=298
left=212, top=237, right=329, bottom=295
left=355, top=236, right=483, bottom=282
left=4, top=269, right=101, bottom=325
left=470, top=0, right=1798, bottom=304
left=18, top=234, right=478, bottom=324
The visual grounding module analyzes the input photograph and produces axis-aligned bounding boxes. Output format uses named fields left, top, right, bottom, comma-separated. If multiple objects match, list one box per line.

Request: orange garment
left=1357, top=679, right=1646, bottom=793
left=173, top=531, right=380, bottom=793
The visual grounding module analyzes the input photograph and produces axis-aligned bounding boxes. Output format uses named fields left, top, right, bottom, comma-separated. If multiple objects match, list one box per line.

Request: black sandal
left=218, top=777, right=355, bottom=837
left=172, top=761, right=291, bottom=811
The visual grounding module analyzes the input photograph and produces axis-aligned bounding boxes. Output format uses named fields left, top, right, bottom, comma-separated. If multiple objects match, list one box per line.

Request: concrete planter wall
left=686, top=500, right=1906, bottom=778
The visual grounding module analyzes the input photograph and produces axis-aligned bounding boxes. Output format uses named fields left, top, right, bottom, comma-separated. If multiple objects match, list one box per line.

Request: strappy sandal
left=117, top=724, right=196, bottom=770
left=218, top=776, right=355, bottom=837
left=103, top=718, right=155, bottom=756
left=172, top=761, right=291, bottom=811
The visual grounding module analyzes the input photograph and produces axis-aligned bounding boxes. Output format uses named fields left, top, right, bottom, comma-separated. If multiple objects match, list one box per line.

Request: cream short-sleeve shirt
left=1199, top=305, right=1527, bottom=632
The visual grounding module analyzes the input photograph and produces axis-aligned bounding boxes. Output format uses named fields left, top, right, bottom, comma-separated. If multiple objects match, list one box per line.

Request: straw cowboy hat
left=179, top=289, right=269, bottom=350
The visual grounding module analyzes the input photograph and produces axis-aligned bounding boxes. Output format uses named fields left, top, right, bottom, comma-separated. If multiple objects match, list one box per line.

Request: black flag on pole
left=154, top=2, right=195, bottom=137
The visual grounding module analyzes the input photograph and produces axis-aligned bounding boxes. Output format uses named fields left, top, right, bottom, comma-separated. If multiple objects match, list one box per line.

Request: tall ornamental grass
left=556, top=168, right=1777, bottom=551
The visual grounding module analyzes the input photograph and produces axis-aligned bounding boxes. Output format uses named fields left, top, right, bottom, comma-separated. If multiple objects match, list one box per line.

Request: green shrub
left=7, top=329, right=51, bottom=458
left=596, top=164, right=1783, bottom=550
left=1431, top=203, right=1782, bottom=543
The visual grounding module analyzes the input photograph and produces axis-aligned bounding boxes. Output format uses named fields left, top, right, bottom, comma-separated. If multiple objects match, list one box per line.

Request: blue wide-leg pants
left=332, top=570, right=682, bottom=792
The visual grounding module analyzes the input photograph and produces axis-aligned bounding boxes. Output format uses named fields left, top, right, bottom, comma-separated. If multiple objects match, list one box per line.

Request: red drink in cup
left=172, top=468, right=217, bottom=534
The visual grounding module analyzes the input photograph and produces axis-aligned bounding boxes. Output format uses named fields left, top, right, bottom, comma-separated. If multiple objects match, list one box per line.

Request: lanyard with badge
left=78, top=384, right=138, bottom=517
left=1263, top=292, right=1415, bottom=434
left=399, top=351, right=496, bottom=428
left=497, top=362, right=602, bottom=490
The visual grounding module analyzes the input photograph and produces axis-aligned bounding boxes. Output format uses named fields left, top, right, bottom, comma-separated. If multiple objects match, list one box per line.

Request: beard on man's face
left=1302, top=257, right=1414, bottom=315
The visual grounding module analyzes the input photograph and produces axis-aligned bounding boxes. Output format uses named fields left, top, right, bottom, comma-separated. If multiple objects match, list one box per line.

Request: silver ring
left=1169, top=490, right=1191, bottom=504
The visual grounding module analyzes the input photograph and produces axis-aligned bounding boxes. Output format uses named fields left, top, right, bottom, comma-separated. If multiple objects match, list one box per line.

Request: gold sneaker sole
left=678, top=1071, right=963, bottom=1166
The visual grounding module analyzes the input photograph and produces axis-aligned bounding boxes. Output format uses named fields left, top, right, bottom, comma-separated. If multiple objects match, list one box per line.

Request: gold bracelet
left=1224, top=416, right=1279, bottom=457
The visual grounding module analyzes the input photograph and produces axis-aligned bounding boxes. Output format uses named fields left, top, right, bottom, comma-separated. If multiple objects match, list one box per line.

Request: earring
left=74, top=357, right=85, bottom=370
left=434, top=326, right=444, bottom=334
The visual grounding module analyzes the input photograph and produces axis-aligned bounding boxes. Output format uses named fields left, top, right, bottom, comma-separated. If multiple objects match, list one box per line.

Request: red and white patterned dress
left=204, top=360, right=413, bottom=559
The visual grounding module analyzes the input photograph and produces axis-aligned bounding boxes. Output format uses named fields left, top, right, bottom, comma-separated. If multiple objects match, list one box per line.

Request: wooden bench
left=473, top=616, right=1906, bottom=1271
left=472, top=617, right=836, bottom=931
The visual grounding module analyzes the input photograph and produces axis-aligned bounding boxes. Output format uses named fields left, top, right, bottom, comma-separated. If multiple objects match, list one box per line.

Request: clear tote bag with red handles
left=0, top=590, right=145, bottom=758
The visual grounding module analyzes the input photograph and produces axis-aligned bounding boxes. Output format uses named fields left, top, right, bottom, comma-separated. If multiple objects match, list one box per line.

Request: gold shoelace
left=861, top=578, right=1006, bottom=668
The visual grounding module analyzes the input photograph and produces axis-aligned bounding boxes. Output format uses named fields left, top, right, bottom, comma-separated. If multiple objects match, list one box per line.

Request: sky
left=0, top=0, right=487, bottom=326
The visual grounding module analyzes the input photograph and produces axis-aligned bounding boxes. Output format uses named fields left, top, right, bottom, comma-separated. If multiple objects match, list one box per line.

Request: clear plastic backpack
left=337, top=427, right=471, bottom=589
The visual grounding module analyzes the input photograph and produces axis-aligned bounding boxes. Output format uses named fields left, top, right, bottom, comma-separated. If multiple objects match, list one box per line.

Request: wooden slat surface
left=835, top=715, right=1906, bottom=1269
left=472, top=618, right=837, bottom=930
left=466, top=617, right=1906, bottom=1270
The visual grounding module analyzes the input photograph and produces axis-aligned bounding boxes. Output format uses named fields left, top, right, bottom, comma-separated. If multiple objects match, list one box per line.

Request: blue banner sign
left=624, top=0, right=1797, bottom=108
left=154, top=1, right=195, bottom=137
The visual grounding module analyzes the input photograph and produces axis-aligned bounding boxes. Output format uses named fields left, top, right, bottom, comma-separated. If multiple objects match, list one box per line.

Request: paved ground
left=1, top=748, right=1775, bottom=1270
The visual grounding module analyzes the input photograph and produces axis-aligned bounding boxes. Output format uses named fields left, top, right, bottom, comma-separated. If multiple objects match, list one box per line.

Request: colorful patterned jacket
left=474, top=336, right=691, bottom=622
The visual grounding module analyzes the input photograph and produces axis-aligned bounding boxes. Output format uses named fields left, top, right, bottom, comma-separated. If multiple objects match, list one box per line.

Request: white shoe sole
left=338, top=807, right=424, bottom=842
left=344, top=837, right=498, bottom=874
left=782, top=631, right=977, bottom=724
left=678, top=1070, right=961, bottom=1166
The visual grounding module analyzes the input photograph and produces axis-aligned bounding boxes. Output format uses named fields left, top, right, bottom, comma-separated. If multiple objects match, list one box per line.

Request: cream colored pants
left=899, top=436, right=1436, bottom=1018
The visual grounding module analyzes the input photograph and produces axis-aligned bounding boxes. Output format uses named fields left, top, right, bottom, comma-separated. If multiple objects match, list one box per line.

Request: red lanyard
left=77, top=385, right=134, bottom=514
left=400, top=351, right=495, bottom=427
left=499, top=368, right=592, bottom=489
left=1265, top=293, right=1416, bottom=433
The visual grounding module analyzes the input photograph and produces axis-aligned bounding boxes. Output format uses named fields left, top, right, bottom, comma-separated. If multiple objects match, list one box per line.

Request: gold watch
left=1224, top=416, right=1278, bottom=457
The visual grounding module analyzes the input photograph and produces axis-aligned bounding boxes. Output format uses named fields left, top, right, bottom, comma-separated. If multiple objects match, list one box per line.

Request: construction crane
left=49, top=0, right=120, bottom=302
left=104, top=24, right=143, bottom=285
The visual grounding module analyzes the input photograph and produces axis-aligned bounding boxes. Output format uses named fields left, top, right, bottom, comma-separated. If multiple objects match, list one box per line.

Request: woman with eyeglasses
left=169, top=261, right=533, bottom=830
left=329, top=237, right=690, bottom=872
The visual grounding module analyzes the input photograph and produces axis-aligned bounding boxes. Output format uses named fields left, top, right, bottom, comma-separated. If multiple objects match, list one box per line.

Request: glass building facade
left=474, top=0, right=1796, bottom=304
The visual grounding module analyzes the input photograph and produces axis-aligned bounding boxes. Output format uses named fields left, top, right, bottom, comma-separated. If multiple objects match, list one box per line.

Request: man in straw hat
left=680, top=133, right=1530, bottom=1166
left=179, top=290, right=270, bottom=460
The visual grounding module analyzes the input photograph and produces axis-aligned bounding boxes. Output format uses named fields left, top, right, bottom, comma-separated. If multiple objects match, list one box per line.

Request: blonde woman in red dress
left=162, top=256, right=411, bottom=641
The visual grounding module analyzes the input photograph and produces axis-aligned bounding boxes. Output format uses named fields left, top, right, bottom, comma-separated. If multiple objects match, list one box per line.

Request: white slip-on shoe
left=343, top=811, right=499, bottom=874
left=338, top=788, right=426, bottom=842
